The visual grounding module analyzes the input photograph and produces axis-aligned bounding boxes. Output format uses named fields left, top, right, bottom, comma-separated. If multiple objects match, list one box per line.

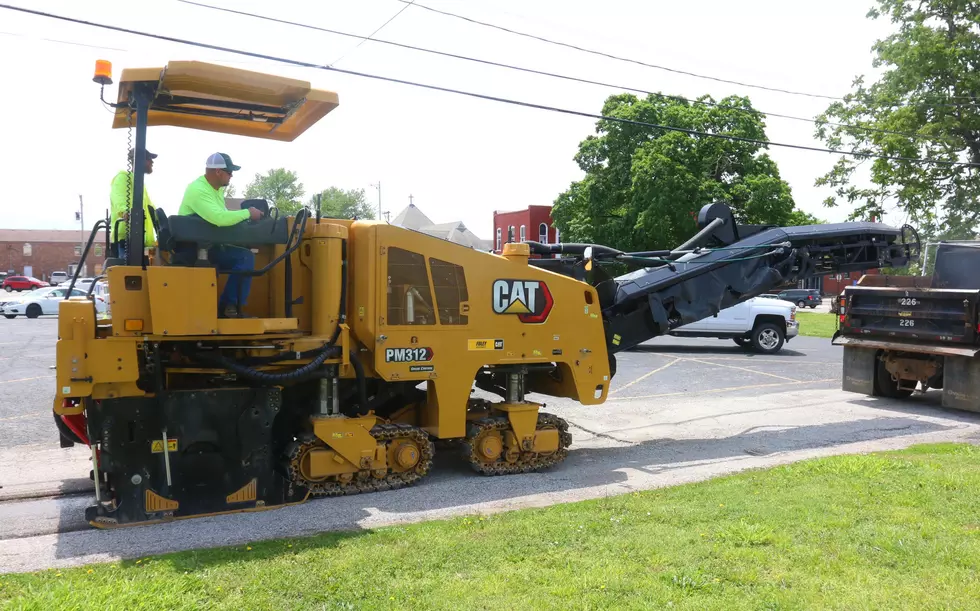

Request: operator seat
left=154, top=201, right=289, bottom=266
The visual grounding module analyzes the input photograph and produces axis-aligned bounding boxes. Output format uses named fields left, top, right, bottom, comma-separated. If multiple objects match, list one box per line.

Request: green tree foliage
left=244, top=168, right=306, bottom=214
left=551, top=93, right=815, bottom=251
left=307, top=187, right=376, bottom=220
left=814, top=0, right=980, bottom=238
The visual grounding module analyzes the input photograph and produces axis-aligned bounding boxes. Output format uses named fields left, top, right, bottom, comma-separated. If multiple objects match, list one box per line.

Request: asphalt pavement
left=2, top=316, right=980, bottom=574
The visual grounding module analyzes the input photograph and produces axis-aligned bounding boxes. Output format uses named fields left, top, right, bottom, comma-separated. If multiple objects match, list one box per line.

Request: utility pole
left=77, top=195, right=85, bottom=277
left=78, top=194, right=84, bottom=245
left=371, top=181, right=381, bottom=219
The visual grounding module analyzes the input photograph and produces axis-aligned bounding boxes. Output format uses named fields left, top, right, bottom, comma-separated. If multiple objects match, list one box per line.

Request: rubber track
left=460, top=412, right=572, bottom=475
left=284, top=422, right=435, bottom=497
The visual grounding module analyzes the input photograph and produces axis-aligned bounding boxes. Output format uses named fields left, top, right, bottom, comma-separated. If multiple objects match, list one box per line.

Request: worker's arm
left=181, top=181, right=250, bottom=227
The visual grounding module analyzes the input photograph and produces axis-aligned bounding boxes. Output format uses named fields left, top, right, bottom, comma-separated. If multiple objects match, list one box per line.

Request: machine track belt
left=284, top=423, right=434, bottom=497
left=461, top=412, right=572, bottom=475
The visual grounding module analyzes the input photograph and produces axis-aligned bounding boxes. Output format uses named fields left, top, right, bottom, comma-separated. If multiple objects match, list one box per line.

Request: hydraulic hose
left=198, top=345, right=341, bottom=383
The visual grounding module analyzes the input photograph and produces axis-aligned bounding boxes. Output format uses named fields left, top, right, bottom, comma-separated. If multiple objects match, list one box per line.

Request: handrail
left=65, top=219, right=109, bottom=299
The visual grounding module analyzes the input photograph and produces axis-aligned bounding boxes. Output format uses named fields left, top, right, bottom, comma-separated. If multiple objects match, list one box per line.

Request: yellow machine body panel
left=111, top=61, right=339, bottom=142
left=351, top=223, right=611, bottom=438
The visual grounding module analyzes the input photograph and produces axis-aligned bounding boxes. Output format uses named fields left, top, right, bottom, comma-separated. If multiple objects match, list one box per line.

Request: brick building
left=492, top=205, right=559, bottom=253
left=0, top=229, right=108, bottom=281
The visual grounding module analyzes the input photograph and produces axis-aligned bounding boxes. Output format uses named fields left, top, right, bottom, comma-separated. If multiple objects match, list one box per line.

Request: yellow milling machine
left=54, top=60, right=609, bottom=527
left=53, top=60, right=917, bottom=528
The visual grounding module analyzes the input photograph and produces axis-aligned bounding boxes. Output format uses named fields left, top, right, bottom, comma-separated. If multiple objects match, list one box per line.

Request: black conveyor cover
left=602, top=221, right=911, bottom=352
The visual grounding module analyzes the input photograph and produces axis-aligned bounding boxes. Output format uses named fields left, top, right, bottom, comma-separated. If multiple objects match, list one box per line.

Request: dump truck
left=834, top=241, right=980, bottom=411
left=52, top=59, right=917, bottom=528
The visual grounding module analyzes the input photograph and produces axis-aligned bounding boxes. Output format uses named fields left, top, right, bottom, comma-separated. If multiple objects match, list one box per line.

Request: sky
left=0, top=0, right=897, bottom=240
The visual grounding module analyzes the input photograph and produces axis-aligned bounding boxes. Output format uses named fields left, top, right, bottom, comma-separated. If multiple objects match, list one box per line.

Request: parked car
left=668, top=296, right=799, bottom=354
left=49, top=271, right=69, bottom=285
left=2, top=276, right=48, bottom=292
left=776, top=288, right=821, bottom=309
left=0, top=286, right=105, bottom=319
left=58, top=277, right=96, bottom=292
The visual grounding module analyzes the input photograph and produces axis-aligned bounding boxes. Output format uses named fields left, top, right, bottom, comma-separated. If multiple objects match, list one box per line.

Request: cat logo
left=468, top=339, right=504, bottom=351
left=492, top=279, right=554, bottom=323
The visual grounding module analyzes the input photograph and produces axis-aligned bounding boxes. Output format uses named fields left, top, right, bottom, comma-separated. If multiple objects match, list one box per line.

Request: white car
left=58, top=278, right=96, bottom=292
left=668, top=296, right=799, bottom=354
left=0, top=286, right=107, bottom=319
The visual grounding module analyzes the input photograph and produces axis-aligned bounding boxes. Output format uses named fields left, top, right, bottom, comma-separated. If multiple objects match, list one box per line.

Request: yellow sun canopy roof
left=110, top=61, right=339, bottom=142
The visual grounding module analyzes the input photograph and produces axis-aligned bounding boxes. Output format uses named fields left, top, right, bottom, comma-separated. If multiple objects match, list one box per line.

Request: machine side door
left=375, top=238, right=471, bottom=383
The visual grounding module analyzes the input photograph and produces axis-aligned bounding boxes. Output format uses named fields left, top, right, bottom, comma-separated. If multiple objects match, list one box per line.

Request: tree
left=244, top=168, right=306, bottom=214
left=551, top=93, right=816, bottom=252
left=224, top=183, right=238, bottom=198
left=814, top=0, right=980, bottom=236
left=307, top=187, right=376, bottom=220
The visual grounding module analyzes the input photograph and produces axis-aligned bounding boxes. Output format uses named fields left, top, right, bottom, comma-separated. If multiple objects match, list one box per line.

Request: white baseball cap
left=205, top=152, right=241, bottom=171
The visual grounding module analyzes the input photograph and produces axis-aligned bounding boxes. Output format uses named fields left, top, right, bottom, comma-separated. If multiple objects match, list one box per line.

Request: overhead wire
left=392, top=0, right=842, bottom=101
left=0, top=3, right=975, bottom=169
left=394, top=1, right=980, bottom=112
left=327, top=0, right=416, bottom=67
left=175, top=0, right=943, bottom=144
left=0, top=29, right=126, bottom=51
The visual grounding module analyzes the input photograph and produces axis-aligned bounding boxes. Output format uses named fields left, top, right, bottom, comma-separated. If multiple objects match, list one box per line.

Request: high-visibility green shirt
left=178, top=175, right=249, bottom=226
left=109, top=170, right=157, bottom=247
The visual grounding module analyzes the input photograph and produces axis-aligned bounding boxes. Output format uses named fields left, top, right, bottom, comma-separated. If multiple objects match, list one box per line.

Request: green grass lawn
left=796, top=311, right=838, bottom=338
left=4, top=444, right=980, bottom=610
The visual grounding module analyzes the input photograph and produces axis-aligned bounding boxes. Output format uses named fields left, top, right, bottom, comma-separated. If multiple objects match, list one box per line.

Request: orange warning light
left=93, top=59, right=113, bottom=85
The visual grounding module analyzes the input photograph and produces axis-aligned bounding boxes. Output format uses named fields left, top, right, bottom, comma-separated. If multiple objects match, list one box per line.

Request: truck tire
left=750, top=322, right=784, bottom=354
left=874, top=358, right=913, bottom=399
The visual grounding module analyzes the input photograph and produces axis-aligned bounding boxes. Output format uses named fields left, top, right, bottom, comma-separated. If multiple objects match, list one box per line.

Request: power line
left=327, top=0, right=416, bottom=67
left=394, top=0, right=843, bottom=101
left=176, top=0, right=941, bottom=144
left=0, top=2, right=975, bottom=169
left=0, top=29, right=126, bottom=51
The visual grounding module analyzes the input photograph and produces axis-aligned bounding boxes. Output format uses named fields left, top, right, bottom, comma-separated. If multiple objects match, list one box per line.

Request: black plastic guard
left=85, top=387, right=303, bottom=526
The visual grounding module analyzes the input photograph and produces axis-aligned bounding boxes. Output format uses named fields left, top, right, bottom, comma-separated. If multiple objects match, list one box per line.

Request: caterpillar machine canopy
left=54, top=60, right=919, bottom=528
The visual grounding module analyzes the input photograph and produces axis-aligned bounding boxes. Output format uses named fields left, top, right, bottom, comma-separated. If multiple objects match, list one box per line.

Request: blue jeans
left=208, top=245, right=254, bottom=310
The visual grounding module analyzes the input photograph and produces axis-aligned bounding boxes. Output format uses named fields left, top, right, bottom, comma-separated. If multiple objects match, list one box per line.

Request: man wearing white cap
left=177, top=152, right=264, bottom=318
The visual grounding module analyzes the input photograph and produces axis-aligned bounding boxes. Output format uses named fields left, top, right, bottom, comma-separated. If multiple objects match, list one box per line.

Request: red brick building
left=821, top=268, right=880, bottom=295
left=492, top=205, right=559, bottom=253
left=0, top=229, right=108, bottom=281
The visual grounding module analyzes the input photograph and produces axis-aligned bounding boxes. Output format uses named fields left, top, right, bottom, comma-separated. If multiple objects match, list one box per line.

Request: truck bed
left=840, top=282, right=980, bottom=345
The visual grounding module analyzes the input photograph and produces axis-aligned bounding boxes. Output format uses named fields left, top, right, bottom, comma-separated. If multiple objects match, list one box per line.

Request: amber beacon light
left=93, top=59, right=113, bottom=85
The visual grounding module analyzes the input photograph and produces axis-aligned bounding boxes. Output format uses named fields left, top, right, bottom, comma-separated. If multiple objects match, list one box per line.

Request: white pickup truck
left=667, top=296, right=799, bottom=354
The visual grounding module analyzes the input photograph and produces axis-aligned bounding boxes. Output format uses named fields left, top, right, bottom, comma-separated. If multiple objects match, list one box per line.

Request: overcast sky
left=0, top=0, right=895, bottom=239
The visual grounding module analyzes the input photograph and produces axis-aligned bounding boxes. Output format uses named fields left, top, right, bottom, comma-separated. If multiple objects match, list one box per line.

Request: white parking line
left=609, top=378, right=837, bottom=401
left=680, top=356, right=802, bottom=383
left=610, top=358, right=681, bottom=395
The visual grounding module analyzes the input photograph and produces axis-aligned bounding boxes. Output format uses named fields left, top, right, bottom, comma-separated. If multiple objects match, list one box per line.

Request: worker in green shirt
left=109, top=149, right=158, bottom=261
left=177, top=152, right=264, bottom=318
